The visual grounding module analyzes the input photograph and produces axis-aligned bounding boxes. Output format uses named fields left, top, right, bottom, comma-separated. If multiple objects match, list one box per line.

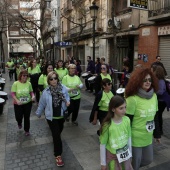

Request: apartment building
left=8, top=0, right=39, bottom=59
left=60, top=0, right=170, bottom=76
left=42, top=0, right=61, bottom=62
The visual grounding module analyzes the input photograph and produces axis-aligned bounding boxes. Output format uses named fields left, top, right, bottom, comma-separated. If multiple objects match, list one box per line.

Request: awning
left=100, top=30, right=139, bottom=39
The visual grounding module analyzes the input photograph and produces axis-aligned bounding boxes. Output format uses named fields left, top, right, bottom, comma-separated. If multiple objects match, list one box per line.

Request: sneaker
left=55, top=156, right=64, bottom=167
left=72, top=121, right=78, bottom=126
left=25, top=132, right=30, bottom=136
left=18, top=124, right=22, bottom=129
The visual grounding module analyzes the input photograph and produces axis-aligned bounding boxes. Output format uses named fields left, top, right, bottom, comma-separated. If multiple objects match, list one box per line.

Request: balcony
left=72, top=0, right=84, bottom=6
left=148, top=0, right=170, bottom=21
left=63, top=2, right=72, bottom=14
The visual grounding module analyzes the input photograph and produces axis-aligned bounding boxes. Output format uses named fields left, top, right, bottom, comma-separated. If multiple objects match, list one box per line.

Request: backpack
left=165, top=80, right=170, bottom=95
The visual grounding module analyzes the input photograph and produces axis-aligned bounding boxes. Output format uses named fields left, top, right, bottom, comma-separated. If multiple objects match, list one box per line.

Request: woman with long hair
left=11, top=70, right=35, bottom=136
left=38, top=64, right=53, bottom=93
left=36, top=71, right=70, bottom=167
left=54, top=60, right=68, bottom=81
left=125, top=68, right=159, bottom=170
left=28, top=59, right=41, bottom=103
left=152, top=65, right=170, bottom=137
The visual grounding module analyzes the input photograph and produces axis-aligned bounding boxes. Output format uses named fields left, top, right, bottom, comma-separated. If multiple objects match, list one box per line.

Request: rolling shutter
left=159, top=36, right=170, bottom=76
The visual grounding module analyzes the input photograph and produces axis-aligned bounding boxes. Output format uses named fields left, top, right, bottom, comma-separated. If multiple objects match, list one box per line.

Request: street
left=0, top=74, right=170, bottom=170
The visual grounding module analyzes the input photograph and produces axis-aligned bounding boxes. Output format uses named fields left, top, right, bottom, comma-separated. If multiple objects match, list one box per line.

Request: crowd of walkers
left=5, top=55, right=170, bottom=169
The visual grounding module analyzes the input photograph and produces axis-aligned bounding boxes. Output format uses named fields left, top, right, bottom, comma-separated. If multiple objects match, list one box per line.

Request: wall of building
left=138, top=26, right=159, bottom=67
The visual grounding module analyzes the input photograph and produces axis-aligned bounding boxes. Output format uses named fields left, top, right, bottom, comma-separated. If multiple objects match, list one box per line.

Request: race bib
left=71, top=89, right=78, bottom=95
left=146, top=120, right=155, bottom=132
left=19, top=96, right=29, bottom=103
left=116, top=144, right=132, bottom=163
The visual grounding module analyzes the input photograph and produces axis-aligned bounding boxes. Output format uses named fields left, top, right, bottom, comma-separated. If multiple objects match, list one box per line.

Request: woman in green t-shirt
left=11, top=70, right=35, bottom=136
left=125, top=68, right=159, bottom=170
left=62, top=64, right=83, bottom=126
left=38, top=64, right=53, bottom=92
left=6, top=58, right=14, bottom=81
left=100, top=96, right=132, bottom=170
left=90, top=78, right=115, bottom=135
left=54, top=60, right=68, bottom=81
left=94, top=64, right=112, bottom=95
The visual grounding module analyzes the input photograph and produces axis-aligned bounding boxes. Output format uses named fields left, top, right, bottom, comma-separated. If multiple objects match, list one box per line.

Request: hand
left=92, top=119, right=97, bottom=125
left=66, top=101, right=70, bottom=107
left=101, top=165, right=107, bottom=170
left=31, top=96, right=35, bottom=101
left=16, top=100, right=22, bottom=105
left=154, top=138, right=161, bottom=144
left=69, top=88, right=74, bottom=92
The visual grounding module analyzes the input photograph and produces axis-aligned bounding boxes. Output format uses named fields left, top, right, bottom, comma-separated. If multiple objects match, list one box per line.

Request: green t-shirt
left=98, top=91, right=114, bottom=111
left=126, top=93, right=158, bottom=147
left=100, top=116, right=131, bottom=154
left=54, top=68, right=68, bottom=81
left=100, top=73, right=112, bottom=81
left=6, top=61, right=14, bottom=70
left=11, top=81, right=33, bottom=104
left=62, top=75, right=82, bottom=99
left=28, top=66, right=41, bottom=75
left=38, top=74, right=48, bottom=89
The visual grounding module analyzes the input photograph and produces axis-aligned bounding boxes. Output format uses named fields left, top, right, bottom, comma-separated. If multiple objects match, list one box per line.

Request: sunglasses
left=22, top=75, right=28, bottom=77
left=49, top=77, right=57, bottom=81
left=143, top=78, right=152, bottom=83
left=101, top=67, right=106, bottom=70
left=107, top=82, right=112, bottom=86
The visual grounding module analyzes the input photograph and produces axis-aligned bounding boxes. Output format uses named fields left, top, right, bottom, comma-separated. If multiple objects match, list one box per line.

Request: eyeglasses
left=157, top=59, right=161, bottom=61
left=22, top=75, right=28, bottom=77
left=107, top=82, right=112, bottom=86
left=101, top=67, right=106, bottom=70
left=143, top=78, right=152, bottom=83
left=49, top=77, right=57, bottom=81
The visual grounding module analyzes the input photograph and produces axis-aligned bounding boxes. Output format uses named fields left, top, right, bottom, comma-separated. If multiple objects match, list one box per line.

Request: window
left=116, top=0, right=128, bottom=13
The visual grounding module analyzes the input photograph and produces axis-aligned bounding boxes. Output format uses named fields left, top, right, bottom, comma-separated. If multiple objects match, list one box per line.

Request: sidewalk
left=0, top=73, right=170, bottom=170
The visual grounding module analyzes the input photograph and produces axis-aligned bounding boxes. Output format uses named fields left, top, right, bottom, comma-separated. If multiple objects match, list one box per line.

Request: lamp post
left=50, top=29, right=56, bottom=65
left=89, top=1, right=99, bottom=62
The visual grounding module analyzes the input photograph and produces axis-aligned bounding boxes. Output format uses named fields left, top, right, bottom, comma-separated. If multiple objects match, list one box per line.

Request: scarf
left=137, top=88, right=154, bottom=99
left=50, top=83, right=64, bottom=107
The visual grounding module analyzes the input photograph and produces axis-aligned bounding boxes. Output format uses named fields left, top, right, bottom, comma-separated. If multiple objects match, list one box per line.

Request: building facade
left=8, top=0, right=40, bottom=59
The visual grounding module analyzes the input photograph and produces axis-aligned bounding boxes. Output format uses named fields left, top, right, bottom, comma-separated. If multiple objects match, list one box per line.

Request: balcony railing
left=148, top=0, right=170, bottom=20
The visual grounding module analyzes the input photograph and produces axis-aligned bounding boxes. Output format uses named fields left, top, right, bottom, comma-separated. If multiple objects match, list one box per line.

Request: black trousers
left=98, top=110, right=108, bottom=124
left=31, top=84, right=40, bottom=103
left=14, top=102, right=32, bottom=132
left=47, top=118, right=65, bottom=157
left=154, top=101, right=166, bottom=138
left=68, top=98, right=80, bottom=122
left=8, top=70, right=13, bottom=80
left=85, top=77, right=93, bottom=92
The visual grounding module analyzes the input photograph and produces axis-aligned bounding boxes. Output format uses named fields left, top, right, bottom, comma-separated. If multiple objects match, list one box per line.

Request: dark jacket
left=95, top=63, right=101, bottom=74
left=89, top=90, right=115, bottom=122
left=87, top=60, right=95, bottom=74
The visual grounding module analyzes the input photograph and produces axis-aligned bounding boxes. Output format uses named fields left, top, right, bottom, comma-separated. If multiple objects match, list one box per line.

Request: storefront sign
left=158, top=26, right=170, bottom=35
left=55, top=41, right=72, bottom=47
left=128, top=0, right=148, bottom=10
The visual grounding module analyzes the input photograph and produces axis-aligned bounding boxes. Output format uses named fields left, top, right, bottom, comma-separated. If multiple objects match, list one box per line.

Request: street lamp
left=50, top=29, right=56, bottom=65
left=89, top=1, right=99, bottom=62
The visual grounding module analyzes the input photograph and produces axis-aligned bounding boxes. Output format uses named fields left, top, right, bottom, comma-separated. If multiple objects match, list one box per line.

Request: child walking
left=100, top=95, right=133, bottom=170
